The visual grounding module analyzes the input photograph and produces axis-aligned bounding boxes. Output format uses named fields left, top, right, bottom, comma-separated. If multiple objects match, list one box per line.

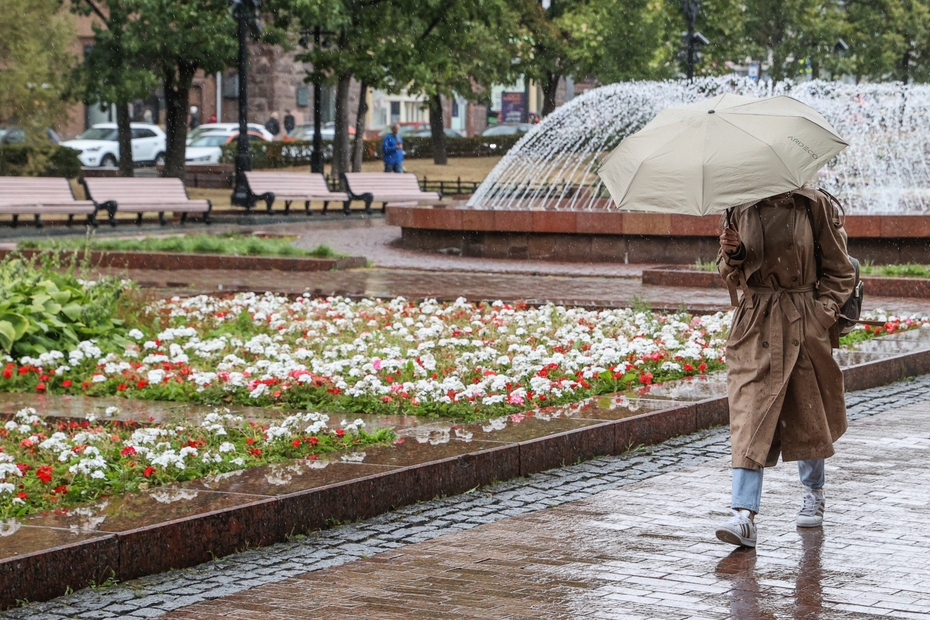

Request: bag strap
left=802, top=196, right=824, bottom=282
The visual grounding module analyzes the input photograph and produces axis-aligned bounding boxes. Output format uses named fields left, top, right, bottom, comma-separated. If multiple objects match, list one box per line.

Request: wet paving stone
left=8, top=374, right=930, bottom=619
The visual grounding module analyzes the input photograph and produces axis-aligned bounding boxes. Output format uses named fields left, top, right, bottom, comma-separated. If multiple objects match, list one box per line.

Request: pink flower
left=372, top=358, right=382, bottom=371
left=507, top=393, right=525, bottom=405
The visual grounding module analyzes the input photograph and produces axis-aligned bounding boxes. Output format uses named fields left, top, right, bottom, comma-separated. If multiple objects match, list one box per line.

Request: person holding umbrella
left=598, top=93, right=856, bottom=548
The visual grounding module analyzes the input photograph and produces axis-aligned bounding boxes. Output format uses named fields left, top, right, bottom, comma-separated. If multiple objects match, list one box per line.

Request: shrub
left=0, top=252, right=128, bottom=358
left=0, top=145, right=82, bottom=178
left=220, top=135, right=521, bottom=169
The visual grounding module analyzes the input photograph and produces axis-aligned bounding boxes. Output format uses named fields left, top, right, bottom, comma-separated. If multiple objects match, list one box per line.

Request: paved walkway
left=9, top=376, right=930, bottom=619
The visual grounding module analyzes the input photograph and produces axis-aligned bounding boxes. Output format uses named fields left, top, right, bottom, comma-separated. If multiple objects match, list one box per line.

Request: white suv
left=186, top=122, right=275, bottom=144
left=62, top=123, right=167, bottom=168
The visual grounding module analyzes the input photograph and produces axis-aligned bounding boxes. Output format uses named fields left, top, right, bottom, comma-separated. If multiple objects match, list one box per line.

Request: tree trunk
left=429, top=93, right=447, bottom=165
left=115, top=100, right=134, bottom=177
left=331, top=72, right=352, bottom=183
left=351, top=81, right=368, bottom=173
left=541, top=72, right=560, bottom=117
left=162, top=63, right=196, bottom=179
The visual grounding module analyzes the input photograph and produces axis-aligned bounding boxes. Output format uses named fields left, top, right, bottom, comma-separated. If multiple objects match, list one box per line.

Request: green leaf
left=0, top=321, right=15, bottom=351
left=61, top=303, right=83, bottom=321
left=0, top=313, right=28, bottom=339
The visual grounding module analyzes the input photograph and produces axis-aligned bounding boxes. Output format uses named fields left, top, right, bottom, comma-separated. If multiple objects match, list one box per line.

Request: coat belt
left=744, top=284, right=815, bottom=396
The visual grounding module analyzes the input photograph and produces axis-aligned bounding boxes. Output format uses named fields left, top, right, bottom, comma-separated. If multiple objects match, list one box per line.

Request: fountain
left=388, top=78, right=930, bottom=263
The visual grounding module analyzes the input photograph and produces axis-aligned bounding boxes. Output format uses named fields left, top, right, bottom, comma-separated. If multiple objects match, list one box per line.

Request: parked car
left=405, top=128, right=464, bottom=139
left=0, top=126, right=61, bottom=145
left=62, top=123, right=166, bottom=168
left=283, top=122, right=355, bottom=142
left=377, top=122, right=431, bottom=138
left=186, top=122, right=275, bottom=144
left=185, top=131, right=268, bottom=165
left=480, top=123, right=533, bottom=136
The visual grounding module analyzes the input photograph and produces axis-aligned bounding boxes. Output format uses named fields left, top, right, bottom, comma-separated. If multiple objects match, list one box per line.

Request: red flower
left=61, top=379, right=73, bottom=388
left=639, top=372, right=654, bottom=385
left=53, top=485, right=68, bottom=494
left=273, top=390, right=281, bottom=398
left=20, top=438, right=34, bottom=449
left=143, top=466, right=156, bottom=478
left=16, top=463, right=31, bottom=474
left=684, top=364, right=694, bottom=372
left=246, top=437, right=255, bottom=445
left=291, top=439, right=301, bottom=448
left=15, top=492, right=27, bottom=500
left=121, top=446, right=137, bottom=456
left=307, top=437, right=318, bottom=446
left=136, top=380, right=149, bottom=389
left=18, top=366, right=28, bottom=375
left=117, top=383, right=127, bottom=392
left=2, top=368, right=11, bottom=380
left=39, top=374, right=49, bottom=382
left=698, top=363, right=707, bottom=372
left=36, top=466, right=53, bottom=484
left=335, top=429, right=345, bottom=437
left=249, top=448, right=262, bottom=457
left=35, top=383, right=46, bottom=392
left=81, top=381, right=90, bottom=390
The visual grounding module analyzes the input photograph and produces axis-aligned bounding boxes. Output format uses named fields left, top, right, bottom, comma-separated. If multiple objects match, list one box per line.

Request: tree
left=71, top=0, right=158, bottom=176
left=0, top=0, right=74, bottom=166
left=400, top=0, right=523, bottom=164
left=125, top=0, right=238, bottom=178
left=846, top=0, right=930, bottom=83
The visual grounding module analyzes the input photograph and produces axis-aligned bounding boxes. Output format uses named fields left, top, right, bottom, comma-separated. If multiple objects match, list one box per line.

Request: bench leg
left=343, top=200, right=351, bottom=216
left=159, top=212, right=166, bottom=226
left=87, top=212, right=98, bottom=228
left=284, top=200, right=291, bottom=215
left=136, top=213, right=143, bottom=226
left=322, top=201, right=329, bottom=215
left=67, top=214, right=75, bottom=227
left=305, top=201, right=311, bottom=215
left=11, top=215, right=17, bottom=228
left=380, top=201, right=386, bottom=214
left=180, top=212, right=188, bottom=224
left=204, top=201, right=212, bottom=225
left=34, top=214, right=43, bottom=229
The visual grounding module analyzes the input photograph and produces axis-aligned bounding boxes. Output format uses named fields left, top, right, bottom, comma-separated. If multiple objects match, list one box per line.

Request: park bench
left=81, top=177, right=212, bottom=226
left=0, top=177, right=105, bottom=228
left=243, top=171, right=350, bottom=215
left=341, top=173, right=441, bottom=213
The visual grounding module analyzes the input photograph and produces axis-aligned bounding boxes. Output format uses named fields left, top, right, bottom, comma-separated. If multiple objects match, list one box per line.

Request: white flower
left=218, top=442, right=236, bottom=453
left=128, top=329, right=145, bottom=340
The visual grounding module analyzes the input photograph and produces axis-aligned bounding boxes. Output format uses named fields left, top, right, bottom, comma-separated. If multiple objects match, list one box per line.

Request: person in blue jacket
left=382, top=123, right=404, bottom=173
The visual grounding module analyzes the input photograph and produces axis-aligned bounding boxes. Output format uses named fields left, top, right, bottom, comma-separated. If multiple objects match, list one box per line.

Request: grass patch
left=20, top=234, right=341, bottom=259
left=859, top=262, right=930, bottom=278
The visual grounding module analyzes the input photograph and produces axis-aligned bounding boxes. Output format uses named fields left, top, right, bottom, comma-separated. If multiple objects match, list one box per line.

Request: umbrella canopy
left=596, top=93, right=848, bottom=216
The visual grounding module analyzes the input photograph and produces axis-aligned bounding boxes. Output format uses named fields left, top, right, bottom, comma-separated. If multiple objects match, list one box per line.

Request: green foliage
left=859, top=263, right=930, bottom=278
left=221, top=136, right=522, bottom=168
left=21, top=234, right=341, bottom=259
left=0, top=253, right=128, bottom=358
left=0, top=0, right=75, bottom=162
left=0, top=146, right=82, bottom=178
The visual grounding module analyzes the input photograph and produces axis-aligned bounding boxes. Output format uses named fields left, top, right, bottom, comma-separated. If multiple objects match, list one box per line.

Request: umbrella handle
left=724, top=208, right=733, bottom=230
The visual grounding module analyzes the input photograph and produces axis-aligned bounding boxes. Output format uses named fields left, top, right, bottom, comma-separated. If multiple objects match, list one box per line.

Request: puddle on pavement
left=0, top=522, right=111, bottom=560
left=22, top=486, right=264, bottom=533
left=184, top=460, right=399, bottom=497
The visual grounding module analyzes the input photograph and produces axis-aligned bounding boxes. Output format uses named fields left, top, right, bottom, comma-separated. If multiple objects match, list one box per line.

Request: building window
left=390, top=101, right=400, bottom=124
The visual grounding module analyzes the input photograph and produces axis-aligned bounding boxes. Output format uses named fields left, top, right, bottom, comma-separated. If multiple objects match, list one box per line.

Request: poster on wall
left=501, top=92, right=525, bottom=123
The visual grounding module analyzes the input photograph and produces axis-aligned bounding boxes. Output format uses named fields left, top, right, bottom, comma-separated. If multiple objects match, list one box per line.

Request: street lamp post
left=680, top=0, right=708, bottom=82
left=230, top=0, right=261, bottom=208
left=311, top=27, right=324, bottom=174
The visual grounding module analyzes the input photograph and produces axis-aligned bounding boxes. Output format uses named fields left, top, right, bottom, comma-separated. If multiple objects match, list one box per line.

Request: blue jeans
left=732, top=460, right=825, bottom=513
left=384, top=161, right=403, bottom=173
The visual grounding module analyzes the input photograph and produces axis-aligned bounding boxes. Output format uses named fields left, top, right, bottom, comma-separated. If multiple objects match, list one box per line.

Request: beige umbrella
left=596, top=93, right=848, bottom=216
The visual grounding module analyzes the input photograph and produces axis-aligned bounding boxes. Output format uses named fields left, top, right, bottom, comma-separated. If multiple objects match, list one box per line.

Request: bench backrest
left=83, top=177, right=190, bottom=203
left=0, top=177, right=77, bottom=205
left=343, top=172, right=422, bottom=194
left=246, top=171, right=331, bottom=195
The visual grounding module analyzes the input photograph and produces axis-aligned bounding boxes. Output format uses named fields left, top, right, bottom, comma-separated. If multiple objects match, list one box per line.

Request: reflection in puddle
left=341, top=452, right=366, bottom=463
left=150, top=488, right=199, bottom=504
left=482, top=417, right=507, bottom=433
left=0, top=519, right=21, bottom=537
left=454, top=427, right=473, bottom=442
left=201, top=469, right=245, bottom=488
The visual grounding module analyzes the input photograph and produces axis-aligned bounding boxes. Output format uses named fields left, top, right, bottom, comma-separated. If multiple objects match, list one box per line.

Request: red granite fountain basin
left=387, top=204, right=930, bottom=264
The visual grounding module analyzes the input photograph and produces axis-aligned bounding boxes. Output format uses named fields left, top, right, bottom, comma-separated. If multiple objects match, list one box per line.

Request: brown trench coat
left=717, top=188, right=856, bottom=470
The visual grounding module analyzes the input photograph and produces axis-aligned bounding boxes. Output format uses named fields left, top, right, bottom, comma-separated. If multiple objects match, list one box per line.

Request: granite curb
left=2, top=345, right=929, bottom=610
left=643, top=266, right=930, bottom=299
left=0, top=250, right=367, bottom=272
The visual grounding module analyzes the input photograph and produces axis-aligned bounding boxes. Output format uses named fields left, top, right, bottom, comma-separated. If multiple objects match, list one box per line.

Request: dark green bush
left=0, top=145, right=82, bottom=178
left=220, top=135, right=522, bottom=169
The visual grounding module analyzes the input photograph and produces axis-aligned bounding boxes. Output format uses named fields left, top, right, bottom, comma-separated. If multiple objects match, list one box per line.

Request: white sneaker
left=797, top=487, right=825, bottom=528
left=715, top=510, right=757, bottom=547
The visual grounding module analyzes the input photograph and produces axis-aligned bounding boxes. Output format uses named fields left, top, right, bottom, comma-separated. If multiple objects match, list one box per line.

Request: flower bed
left=1, top=295, right=732, bottom=420
left=2, top=292, right=925, bottom=421
left=0, top=405, right=392, bottom=518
